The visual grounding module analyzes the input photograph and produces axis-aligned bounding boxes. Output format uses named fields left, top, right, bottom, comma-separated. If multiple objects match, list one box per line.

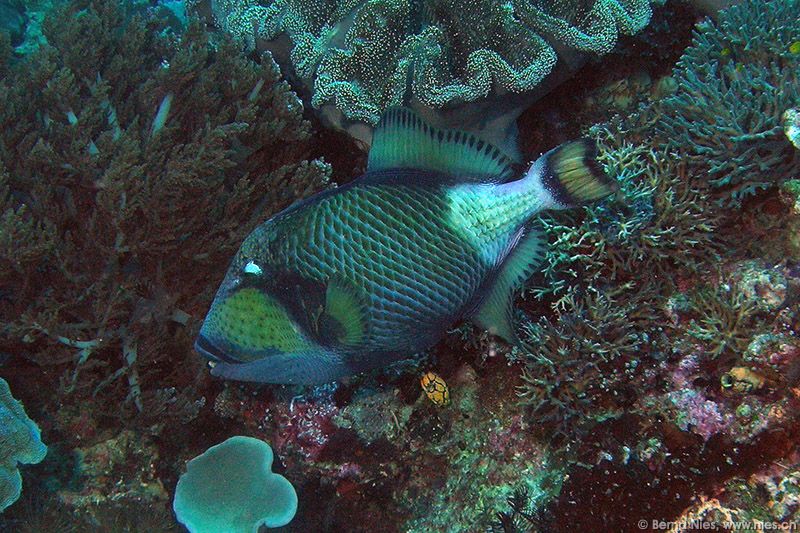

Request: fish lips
left=194, top=333, right=241, bottom=364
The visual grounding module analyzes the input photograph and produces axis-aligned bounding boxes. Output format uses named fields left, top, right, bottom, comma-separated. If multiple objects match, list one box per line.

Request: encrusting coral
left=654, top=0, right=800, bottom=207
left=0, top=0, right=331, bottom=420
left=173, top=436, right=297, bottom=532
left=201, top=0, right=657, bottom=124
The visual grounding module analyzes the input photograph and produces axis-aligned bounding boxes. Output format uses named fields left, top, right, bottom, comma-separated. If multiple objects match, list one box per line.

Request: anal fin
left=211, top=349, right=347, bottom=384
left=471, top=226, right=546, bottom=344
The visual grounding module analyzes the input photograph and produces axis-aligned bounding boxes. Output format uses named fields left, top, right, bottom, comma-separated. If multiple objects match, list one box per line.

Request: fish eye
left=242, top=260, right=263, bottom=277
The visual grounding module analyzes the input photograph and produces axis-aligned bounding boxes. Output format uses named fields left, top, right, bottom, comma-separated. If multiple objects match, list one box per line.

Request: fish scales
left=251, top=178, right=491, bottom=348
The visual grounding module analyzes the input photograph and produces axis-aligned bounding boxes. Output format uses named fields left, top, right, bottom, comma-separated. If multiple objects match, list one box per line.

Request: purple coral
left=665, top=389, right=733, bottom=441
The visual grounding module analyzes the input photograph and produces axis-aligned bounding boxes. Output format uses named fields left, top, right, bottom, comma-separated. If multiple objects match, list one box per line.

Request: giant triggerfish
left=195, top=108, right=616, bottom=384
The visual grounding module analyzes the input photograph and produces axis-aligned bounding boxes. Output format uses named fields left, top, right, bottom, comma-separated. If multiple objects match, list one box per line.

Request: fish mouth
left=194, top=334, right=240, bottom=364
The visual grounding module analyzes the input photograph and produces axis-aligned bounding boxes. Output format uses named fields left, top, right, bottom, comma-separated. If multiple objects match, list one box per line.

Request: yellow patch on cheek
left=207, top=288, right=310, bottom=357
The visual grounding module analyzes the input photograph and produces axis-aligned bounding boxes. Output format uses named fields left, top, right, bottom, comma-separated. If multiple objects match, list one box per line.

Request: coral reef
left=0, top=377, right=47, bottom=511
left=508, top=2, right=800, bottom=528
left=202, top=0, right=657, bottom=124
left=684, top=280, right=762, bottom=359
left=515, top=119, right=727, bottom=445
left=517, top=286, right=660, bottom=443
left=786, top=108, right=800, bottom=150
left=667, top=447, right=800, bottom=531
left=333, top=388, right=413, bottom=445
left=200, top=364, right=562, bottom=532
left=57, top=431, right=168, bottom=516
left=654, top=0, right=800, bottom=206
left=0, top=0, right=331, bottom=422
left=0, top=0, right=26, bottom=46
left=2, top=0, right=800, bottom=531
left=401, top=365, right=560, bottom=533
left=636, top=260, right=800, bottom=444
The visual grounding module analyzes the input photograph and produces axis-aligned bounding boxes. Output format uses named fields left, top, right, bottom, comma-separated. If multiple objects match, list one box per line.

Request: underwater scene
left=1, top=0, right=799, bottom=531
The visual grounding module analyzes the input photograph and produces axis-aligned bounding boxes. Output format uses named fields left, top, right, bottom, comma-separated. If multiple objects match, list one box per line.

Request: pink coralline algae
left=665, top=389, right=733, bottom=441
left=640, top=340, right=799, bottom=443
left=271, top=398, right=339, bottom=462
left=487, top=414, right=532, bottom=458
left=638, top=353, right=734, bottom=441
left=672, top=352, right=702, bottom=387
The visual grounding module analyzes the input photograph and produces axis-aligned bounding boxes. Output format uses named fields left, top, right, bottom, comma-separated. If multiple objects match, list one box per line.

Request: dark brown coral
left=0, top=0, right=331, bottom=422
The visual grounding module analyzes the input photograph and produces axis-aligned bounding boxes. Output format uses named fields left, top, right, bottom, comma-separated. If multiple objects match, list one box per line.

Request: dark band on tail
left=539, top=139, right=617, bottom=206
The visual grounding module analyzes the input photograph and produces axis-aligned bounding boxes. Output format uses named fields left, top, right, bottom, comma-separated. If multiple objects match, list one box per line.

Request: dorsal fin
left=367, top=107, right=517, bottom=182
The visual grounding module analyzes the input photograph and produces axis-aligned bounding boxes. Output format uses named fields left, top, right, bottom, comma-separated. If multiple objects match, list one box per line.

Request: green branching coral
left=685, top=281, right=761, bottom=359
left=0, top=0, right=330, bottom=419
left=517, top=120, right=729, bottom=440
left=655, top=0, right=800, bottom=207
left=517, top=286, right=660, bottom=439
left=204, top=0, right=656, bottom=123
left=531, top=124, right=722, bottom=305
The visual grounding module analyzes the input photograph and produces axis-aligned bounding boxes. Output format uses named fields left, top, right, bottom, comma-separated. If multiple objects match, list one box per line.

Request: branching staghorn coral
left=530, top=123, right=722, bottom=306
left=685, top=281, right=761, bottom=359
left=0, top=0, right=331, bottom=420
left=655, top=0, right=800, bottom=207
left=517, top=286, right=661, bottom=439
left=202, top=0, right=656, bottom=123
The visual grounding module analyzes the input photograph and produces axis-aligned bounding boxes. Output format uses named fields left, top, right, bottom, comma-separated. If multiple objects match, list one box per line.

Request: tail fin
left=534, top=140, right=617, bottom=207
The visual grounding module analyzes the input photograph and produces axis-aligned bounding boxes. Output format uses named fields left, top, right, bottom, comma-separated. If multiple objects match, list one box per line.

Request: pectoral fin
left=320, top=280, right=368, bottom=347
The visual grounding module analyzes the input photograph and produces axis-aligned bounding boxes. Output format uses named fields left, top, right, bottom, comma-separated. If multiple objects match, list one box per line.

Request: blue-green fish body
left=196, top=108, right=615, bottom=384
